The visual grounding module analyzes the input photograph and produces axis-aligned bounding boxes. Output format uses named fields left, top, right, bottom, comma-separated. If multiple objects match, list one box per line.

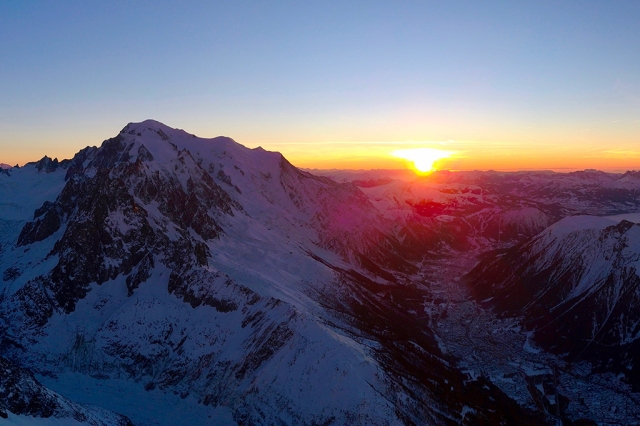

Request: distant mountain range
left=2, top=120, right=640, bottom=424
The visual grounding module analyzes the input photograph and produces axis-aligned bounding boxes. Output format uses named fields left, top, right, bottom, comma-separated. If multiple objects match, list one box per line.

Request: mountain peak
left=119, top=120, right=241, bottom=153
left=125, top=118, right=172, bottom=132
left=120, top=119, right=190, bottom=142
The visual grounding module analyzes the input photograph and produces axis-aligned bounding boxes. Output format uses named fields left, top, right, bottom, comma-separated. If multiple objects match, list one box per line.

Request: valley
left=420, top=253, right=640, bottom=424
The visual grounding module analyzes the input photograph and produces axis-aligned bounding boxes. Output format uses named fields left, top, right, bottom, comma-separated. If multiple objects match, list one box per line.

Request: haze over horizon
left=2, top=1, right=639, bottom=171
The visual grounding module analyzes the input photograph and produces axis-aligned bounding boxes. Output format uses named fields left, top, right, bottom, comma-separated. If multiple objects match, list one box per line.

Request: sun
left=392, top=148, right=454, bottom=173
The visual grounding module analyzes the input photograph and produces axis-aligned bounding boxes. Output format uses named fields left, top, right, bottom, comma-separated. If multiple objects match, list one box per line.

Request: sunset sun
left=392, top=148, right=455, bottom=173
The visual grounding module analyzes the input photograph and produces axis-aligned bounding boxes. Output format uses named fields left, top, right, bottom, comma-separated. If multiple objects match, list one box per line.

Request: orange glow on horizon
left=276, top=138, right=640, bottom=173
left=10, top=129, right=640, bottom=173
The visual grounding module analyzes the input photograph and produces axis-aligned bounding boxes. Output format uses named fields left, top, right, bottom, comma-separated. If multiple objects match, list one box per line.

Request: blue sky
left=1, top=1, right=640, bottom=169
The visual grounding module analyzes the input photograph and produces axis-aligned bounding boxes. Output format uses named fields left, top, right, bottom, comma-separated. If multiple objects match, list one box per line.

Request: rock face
left=0, top=120, right=546, bottom=425
left=14, top=131, right=238, bottom=317
left=467, top=215, right=640, bottom=388
left=0, top=356, right=132, bottom=424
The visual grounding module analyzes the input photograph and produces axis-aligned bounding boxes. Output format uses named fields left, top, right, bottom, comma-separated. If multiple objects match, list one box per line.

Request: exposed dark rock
left=125, top=255, right=154, bottom=296
left=5, top=277, right=55, bottom=329
left=45, top=168, right=158, bottom=312
left=17, top=205, right=62, bottom=246
left=2, top=266, right=21, bottom=282
left=156, top=129, right=170, bottom=141
left=235, top=321, right=294, bottom=379
left=33, top=156, right=59, bottom=173
left=33, top=201, right=55, bottom=219
left=167, top=269, right=242, bottom=312
left=137, top=144, right=154, bottom=162
left=216, top=168, right=233, bottom=186
left=64, top=146, right=99, bottom=180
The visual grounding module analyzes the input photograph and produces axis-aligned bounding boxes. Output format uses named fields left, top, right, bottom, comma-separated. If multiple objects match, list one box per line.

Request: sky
left=1, top=1, right=640, bottom=171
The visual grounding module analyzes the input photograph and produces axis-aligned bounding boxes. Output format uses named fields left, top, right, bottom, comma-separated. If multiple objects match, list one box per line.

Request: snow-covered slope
left=0, top=120, right=540, bottom=425
left=0, top=356, right=132, bottom=425
left=467, top=215, right=640, bottom=388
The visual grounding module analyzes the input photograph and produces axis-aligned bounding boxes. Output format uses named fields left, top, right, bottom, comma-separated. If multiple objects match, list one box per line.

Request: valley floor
left=420, top=252, right=640, bottom=425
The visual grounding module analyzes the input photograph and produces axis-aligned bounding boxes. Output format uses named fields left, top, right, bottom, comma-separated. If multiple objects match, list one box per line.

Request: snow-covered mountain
left=1, top=120, right=546, bottom=425
left=467, top=215, right=640, bottom=388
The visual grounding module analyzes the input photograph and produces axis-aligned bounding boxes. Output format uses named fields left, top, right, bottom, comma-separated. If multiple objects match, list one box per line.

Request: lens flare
left=392, top=148, right=454, bottom=173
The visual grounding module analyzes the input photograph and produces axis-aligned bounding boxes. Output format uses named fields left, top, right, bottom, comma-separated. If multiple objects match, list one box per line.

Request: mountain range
left=2, top=120, right=640, bottom=425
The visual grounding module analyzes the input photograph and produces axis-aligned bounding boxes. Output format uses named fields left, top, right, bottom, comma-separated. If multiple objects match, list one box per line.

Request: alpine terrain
left=1, top=120, right=640, bottom=424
